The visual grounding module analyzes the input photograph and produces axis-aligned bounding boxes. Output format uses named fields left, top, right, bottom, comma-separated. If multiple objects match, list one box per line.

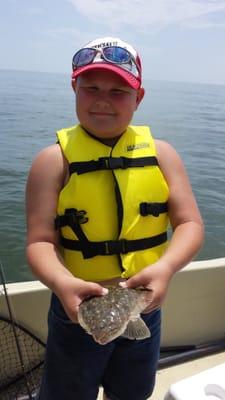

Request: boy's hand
left=54, top=274, right=108, bottom=323
left=120, top=261, right=173, bottom=313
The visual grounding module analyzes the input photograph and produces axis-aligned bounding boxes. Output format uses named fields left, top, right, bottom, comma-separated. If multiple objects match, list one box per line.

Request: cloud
left=68, top=0, right=225, bottom=32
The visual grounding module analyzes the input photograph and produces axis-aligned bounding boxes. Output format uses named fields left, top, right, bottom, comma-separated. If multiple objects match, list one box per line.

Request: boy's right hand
left=53, top=274, right=108, bottom=323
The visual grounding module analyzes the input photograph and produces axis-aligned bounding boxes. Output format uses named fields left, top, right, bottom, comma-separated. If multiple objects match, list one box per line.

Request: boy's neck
left=83, top=128, right=123, bottom=147
left=98, top=137, right=120, bottom=147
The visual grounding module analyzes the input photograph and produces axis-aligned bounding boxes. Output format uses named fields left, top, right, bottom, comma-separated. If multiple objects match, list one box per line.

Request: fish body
left=78, top=286, right=152, bottom=345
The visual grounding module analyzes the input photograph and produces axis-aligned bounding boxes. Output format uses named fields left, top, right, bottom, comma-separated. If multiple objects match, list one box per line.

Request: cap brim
left=71, top=63, right=141, bottom=90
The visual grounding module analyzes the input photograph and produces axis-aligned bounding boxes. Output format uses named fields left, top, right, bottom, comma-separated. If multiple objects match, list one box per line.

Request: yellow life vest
left=55, top=124, right=169, bottom=282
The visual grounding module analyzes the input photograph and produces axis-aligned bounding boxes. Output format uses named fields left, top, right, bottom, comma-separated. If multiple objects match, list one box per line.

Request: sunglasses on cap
left=72, top=46, right=141, bottom=76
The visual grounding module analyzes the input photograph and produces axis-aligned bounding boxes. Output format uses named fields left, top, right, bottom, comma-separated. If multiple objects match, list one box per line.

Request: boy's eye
left=87, top=86, right=98, bottom=92
left=81, top=86, right=98, bottom=93
left=111, top=89, right=127, bottom=95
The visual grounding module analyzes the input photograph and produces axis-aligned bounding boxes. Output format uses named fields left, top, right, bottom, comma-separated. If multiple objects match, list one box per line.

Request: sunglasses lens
left=73, top=48, right=96, bottom=68
left=103, top=46, right=131, bottom=63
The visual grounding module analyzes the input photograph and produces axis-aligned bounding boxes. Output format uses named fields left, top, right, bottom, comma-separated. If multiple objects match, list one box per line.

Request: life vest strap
left=55, top=208, right=88, bottom=229
left=60, top=232, right=167, bottom=259
left=69, top=156, right=158, bottom=175
left=140, top=202, right=168, bottom=217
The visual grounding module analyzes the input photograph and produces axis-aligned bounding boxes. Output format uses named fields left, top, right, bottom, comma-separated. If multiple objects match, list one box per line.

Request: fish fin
left=122, top=318, right=151, bottom=340
left=77, top=311, right=92, bottom=336
left=130, top=289, right=153, bottom=316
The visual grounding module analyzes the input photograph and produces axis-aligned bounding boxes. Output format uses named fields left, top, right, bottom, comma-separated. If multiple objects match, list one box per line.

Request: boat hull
left=1, top=258, right=225, bottom=347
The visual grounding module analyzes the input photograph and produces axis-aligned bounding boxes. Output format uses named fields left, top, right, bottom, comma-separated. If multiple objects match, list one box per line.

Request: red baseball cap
left=71, top=36, right=142, bottom=90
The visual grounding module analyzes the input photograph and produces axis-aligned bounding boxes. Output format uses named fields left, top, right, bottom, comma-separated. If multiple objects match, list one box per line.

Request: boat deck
left=97, top=351, right=225, bottom=399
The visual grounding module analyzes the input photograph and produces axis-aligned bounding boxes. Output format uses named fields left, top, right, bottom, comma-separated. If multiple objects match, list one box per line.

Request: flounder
left=78, top=286, right=152, bottom=345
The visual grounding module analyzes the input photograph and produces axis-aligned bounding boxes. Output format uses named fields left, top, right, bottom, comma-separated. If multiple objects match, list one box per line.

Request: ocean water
left=0, top=69, right=224, bottom=283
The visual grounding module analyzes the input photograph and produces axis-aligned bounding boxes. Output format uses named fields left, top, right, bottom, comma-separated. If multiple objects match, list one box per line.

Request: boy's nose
left=95, top=98, right=111, bottom=109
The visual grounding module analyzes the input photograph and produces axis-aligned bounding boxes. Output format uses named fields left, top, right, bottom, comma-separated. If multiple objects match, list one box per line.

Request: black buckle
left=65, top=208, right=88, bottom=225
left=140, top=203, right=161, bottom=217
left=103, top=239, right=128, bottom=255
left=108, top=157, right=125, bottom=169
left=98, top=157, right=109, bottom=169
left=98, top=157, right=125, bottom=170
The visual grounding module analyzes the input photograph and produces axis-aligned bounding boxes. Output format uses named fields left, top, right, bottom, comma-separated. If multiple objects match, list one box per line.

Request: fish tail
left=122, top=318, right=151, bottom=340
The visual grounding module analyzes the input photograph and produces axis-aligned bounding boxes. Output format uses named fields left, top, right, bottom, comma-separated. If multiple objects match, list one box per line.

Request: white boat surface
left=0, top=257, right=225, bottom=399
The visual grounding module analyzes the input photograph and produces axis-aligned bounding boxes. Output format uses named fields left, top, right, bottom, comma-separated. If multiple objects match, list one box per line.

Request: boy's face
left=73, top=69, right=144, bottom=143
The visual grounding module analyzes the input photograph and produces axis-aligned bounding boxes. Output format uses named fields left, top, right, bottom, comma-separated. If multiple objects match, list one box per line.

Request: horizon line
left=0, top=67, right=224, bottom=88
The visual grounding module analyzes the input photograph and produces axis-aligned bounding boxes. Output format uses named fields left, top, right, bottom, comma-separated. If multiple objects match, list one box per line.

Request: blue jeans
left=38, top=293, right=161, bottom=400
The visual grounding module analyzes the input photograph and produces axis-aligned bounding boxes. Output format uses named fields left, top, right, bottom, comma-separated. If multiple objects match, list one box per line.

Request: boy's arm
left=26, top=144, right=107, bottom=322
left=120, top=140, right=204, bottom=312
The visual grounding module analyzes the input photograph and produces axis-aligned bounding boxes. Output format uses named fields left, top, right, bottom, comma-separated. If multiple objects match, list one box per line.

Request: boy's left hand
left=119, top=261, right=173, bottom=313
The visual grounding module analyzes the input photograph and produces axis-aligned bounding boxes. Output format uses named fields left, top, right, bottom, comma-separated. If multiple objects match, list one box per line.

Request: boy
left=26, top=37, right=204, bottom=400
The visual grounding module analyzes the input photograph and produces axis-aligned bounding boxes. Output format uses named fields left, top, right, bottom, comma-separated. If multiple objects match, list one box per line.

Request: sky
left=1, top=0, right=225, bottom=85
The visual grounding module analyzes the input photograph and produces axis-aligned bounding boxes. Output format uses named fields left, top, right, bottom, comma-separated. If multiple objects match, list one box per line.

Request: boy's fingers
left=119, top=277, right=138, bottom=289
left=119, top=273, right=148, bottom=289
left=84, top=282, right=108, bottom=296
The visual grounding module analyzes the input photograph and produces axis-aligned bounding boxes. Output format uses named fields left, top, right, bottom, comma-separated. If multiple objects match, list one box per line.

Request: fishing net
left=0, top=316, right=45, bottom=400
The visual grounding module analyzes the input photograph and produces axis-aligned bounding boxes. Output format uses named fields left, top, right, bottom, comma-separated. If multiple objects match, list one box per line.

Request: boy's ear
left=136, top=87, right=145, bottom=108
left=71, top=80, right=76, bottom=92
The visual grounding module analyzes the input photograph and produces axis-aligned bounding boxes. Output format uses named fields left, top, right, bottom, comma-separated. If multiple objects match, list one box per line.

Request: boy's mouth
left=90, top=112, right=115, bottom=116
